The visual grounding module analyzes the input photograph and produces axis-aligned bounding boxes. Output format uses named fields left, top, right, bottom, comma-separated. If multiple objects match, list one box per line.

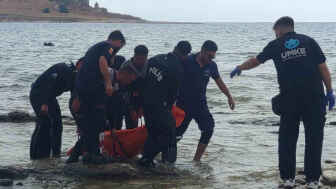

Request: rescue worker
left=230, top=16, right=334, bottom=189
left=119, top=45, right=149, bottom=129
left=137, top=41, right=192, bottom=167
left=67, top=56, right=131, bottom=164
left=30, top=62, right=77, bottom=159
left=176, top=40, right=235, bottom=162
left=75, top=30, right=126, bottom=164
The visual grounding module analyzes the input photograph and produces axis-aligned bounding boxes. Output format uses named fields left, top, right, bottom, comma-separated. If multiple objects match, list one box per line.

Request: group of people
left=29, top=16, right=334, bottom=189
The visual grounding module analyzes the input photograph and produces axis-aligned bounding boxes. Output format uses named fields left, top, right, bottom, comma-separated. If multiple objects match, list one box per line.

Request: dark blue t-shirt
left=76, top=41, right=115, bottom=94
left=143, top=53, right=184, bottom=108
left=31, top=63, right=76, bottom=104
left=177, top=54, right=220, bottom=109
left=256, top=32, right=326, bottom=95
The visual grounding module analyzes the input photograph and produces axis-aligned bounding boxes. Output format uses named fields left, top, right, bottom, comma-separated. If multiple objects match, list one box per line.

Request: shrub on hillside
left=42, top=8, right=50, bottom=13
left=59, top=4, right=69, bottom=13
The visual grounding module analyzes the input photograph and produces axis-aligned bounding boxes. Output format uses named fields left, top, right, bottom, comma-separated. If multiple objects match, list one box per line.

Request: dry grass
left=0, top=0, right=144, bottom=22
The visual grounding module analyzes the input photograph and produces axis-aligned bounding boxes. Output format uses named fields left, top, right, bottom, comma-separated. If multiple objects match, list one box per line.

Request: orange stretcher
left=67, top=105, right=185, bottom=159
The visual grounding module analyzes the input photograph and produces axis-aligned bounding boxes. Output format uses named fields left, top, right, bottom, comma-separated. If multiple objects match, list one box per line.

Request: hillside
left=0, top=0, right=145, bottom=22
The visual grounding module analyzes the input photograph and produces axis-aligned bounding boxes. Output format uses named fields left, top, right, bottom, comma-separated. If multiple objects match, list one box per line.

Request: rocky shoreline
left=0, top=14, right=146, bottom=23
left=1, top=111, right=336, bottom=188
left=1, top=159, right=336, bottom=188
left=0, top=158, right=210, bottom=188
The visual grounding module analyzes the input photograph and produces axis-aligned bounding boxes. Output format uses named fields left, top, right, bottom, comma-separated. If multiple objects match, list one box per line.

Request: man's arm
left=231, top=40, right=275, bottom=78
left=318, top=63, right=333, bottom=92
left=318, top=62, right=335, bottom=110
left=99, top=56, right=113, bottom=96
left=238, top=57, right=261, bottom=71
left=214, top=77, right=235, bottom=110
left=230, top=57, right=262, bottom=78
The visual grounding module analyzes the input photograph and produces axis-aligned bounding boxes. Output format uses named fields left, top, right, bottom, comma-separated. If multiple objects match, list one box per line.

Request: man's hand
left=71, top=98, right=80, bottom=113
left=228, top=97, right=235, bottom=110
left=40, top=104, right=48, bottom=115
left=230, top=67, right=242, bottom=78
left=231, top=58, right=261, bottom=78
left=105, top=85, right=114, bottom=96
left=326, top=90, right=335, bottom=111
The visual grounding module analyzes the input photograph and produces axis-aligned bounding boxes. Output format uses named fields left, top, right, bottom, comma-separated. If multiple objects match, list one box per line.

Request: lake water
left=0, top=22, right=336, bottom=188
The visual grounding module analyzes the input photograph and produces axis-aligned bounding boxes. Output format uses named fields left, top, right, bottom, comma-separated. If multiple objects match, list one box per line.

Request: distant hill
left=0, top=0, right=145, bottom=22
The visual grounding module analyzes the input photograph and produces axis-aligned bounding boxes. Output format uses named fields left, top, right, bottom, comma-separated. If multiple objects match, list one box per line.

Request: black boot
left=66, top=151, right=80, bottom=164
left=66, top=141, right=82, bottom=164
left=137, top=157, right=156, bottom=168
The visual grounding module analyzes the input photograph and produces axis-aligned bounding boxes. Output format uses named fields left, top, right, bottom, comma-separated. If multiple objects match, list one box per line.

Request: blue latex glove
left=230, top=67, right=242, bottom=78
left=326, top=91, right=335, bottom=111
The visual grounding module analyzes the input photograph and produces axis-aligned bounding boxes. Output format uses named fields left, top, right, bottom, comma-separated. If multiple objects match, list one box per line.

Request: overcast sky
left=90, top=0, right=336, bottom=22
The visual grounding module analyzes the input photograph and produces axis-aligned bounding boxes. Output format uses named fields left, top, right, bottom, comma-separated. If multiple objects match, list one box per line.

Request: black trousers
left=78, top=92, right=107, bottom=155
left=69, top=96, right=85, bottom=155
left=30, top=94, right=63, bottom=159
left=176, top=102, right=215, bottom=145
left=278, top=92, right=326, bottom=182
left=142, top=105, right=176, bottom=161
left=106, top=94, right=137, bottom=130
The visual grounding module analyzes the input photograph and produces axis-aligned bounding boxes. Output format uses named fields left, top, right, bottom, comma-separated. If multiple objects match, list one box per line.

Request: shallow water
left=1, top=22, right=336, bottom=188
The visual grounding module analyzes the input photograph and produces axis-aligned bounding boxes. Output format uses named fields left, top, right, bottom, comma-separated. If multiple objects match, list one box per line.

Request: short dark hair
left=108, top=30, right=126, bottom=44
left=119, top=64, right=136, bottom=75
left=273, top=16, right=294, bottom=30
left=134, top=45, right=149, bottom=56
left=202, top=40, right=218, bottom=52
left=175, top=41, right=192, bottom=56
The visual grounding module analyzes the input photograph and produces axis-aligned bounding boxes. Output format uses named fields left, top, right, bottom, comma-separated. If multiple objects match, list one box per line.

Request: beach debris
left=64, top=162, right=138, bottom=177
left=228, top=117, right=280, bottom=127
left=329, top=121, right=336, bottom=125
left=0, top=111, right=34, bottom=122
left=268, top=131, right=279, bottom=135
left=0, top=166, right=29, bottom=180
left=325, top=160, right=336, bottom=164
left=0, top=110, right=74, bottom=123
left=44, top=42, right=55, bottom=46
left=0, top=179, right=13, bottom=186
left=8, top=111, right=34, bottom=122
left=321, top=170, right=336, bottom=186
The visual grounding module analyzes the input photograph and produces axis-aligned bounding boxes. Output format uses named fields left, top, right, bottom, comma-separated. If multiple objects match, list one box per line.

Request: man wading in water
left=176, top=40, right=235, bottom=162
left=231, top=16, right=334, bottom=189
left=75, top=30, right=125, bottom=164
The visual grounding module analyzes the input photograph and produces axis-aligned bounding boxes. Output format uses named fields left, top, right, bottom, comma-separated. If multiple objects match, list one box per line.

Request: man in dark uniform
left=176, top=40, right=235, bottom=162
left=137, top=41, right=192, bottom=167
left=75, top=30, right=125, bottom=164
left=230, top=17, right=334, bottom=189
left=67, top=59, right=136, bottom=164
left=30, top=62, right=77, bottom=159
left=119, top=45, right=149, bottom=129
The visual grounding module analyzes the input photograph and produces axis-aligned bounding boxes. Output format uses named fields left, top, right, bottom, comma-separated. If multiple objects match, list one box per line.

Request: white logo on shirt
left=149, top=67, right=163, bottom=82
left=51, top=73, right=58, bottom=79
left=203, top=69, right=211, bottom=77
left=281, top=48, right=307, bottom=61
